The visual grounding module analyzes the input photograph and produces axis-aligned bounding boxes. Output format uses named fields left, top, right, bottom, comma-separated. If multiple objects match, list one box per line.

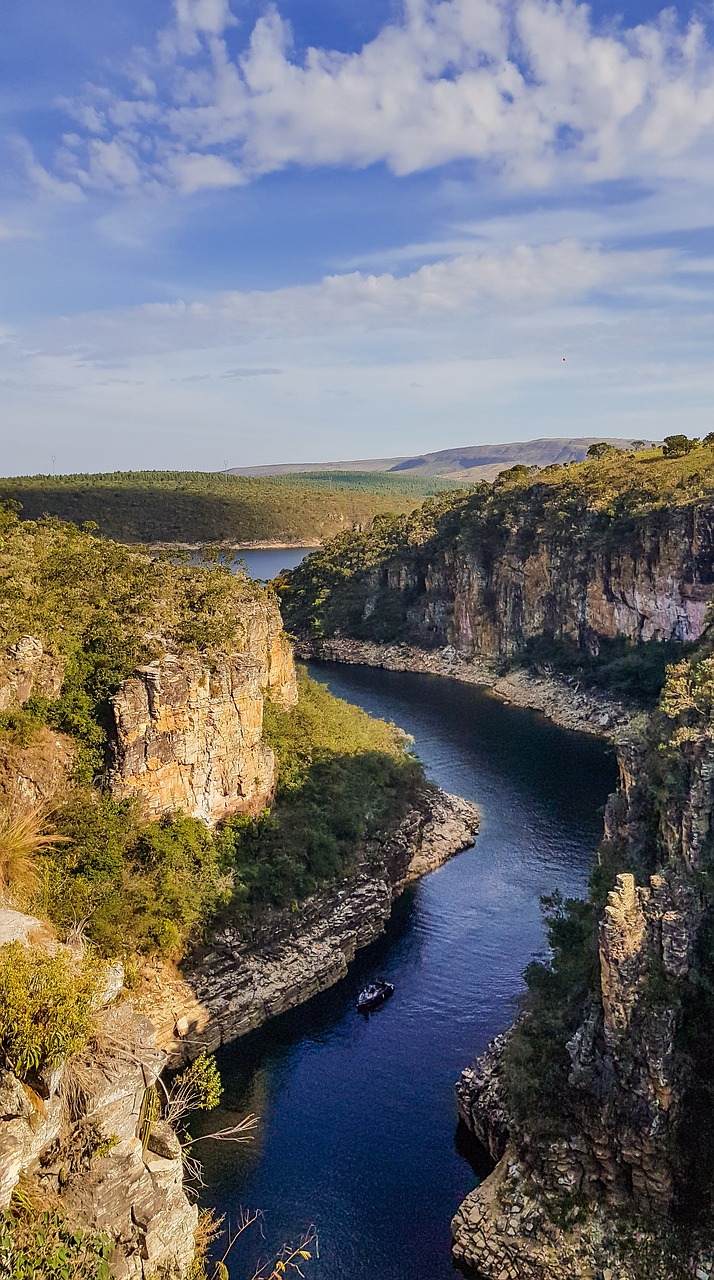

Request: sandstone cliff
left=281, top=478, right=714, bottom=667
left=109, top=594, right=297, bottom=825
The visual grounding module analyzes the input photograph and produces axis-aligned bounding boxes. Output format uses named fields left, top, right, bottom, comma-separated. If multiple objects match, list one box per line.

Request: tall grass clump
left=0, top=803, right=69, bottom=906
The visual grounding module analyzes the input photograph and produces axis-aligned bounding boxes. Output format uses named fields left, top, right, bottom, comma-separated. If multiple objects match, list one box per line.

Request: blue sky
left=3, top=0, right=714, bottom=473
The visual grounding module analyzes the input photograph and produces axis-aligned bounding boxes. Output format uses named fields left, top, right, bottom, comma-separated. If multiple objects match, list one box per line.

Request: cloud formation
left=38, top=0, right=714, bottom=195
left=24, top=239, right=665, bottom=360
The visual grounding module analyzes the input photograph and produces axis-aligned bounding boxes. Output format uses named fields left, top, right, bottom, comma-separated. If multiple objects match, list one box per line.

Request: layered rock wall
left=451, top=714, right=714, bottom=1279
left=109, top=596, right=297, bottom=825
left=325, top=504, right=714, bottom=660
left=0, top=912, right=197, bottom=1280
left=109, top=652, right=277, bottom=824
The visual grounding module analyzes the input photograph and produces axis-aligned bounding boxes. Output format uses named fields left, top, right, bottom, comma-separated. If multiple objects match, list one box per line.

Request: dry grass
left=0, top=802, right=69, bottom=906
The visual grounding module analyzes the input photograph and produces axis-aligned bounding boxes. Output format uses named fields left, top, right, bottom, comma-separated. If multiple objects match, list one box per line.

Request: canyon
left=0, top=595, right=478, bottom=1278
left=279, top=470, right=714, bottom=1279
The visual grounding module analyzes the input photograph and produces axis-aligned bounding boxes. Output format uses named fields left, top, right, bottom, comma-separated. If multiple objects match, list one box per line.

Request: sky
left=3, top=0, right=714, bottom=473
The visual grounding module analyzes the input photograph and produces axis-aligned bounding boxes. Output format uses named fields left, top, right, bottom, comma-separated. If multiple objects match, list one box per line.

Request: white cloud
left=26, top=0, right=714, bottom=196
left=24, top=239, right=665, bottom=360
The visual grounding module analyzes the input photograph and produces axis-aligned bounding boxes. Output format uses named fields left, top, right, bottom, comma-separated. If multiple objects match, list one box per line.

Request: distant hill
left=231, top=437, right=653, bottom=484
left=0, top=470, right=454, bottom=545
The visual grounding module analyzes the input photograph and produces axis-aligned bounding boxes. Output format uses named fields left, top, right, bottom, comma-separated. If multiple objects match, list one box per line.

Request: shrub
left=0, top=942, right=99, bottom=1077
left=0, top=1210, right=114, bottom=1280
left=662, top=434, right=699, bottom=457
left=40, top=797, right=227, bottom=960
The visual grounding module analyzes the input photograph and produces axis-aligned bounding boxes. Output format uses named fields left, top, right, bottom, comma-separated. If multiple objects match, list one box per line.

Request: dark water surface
left=236, top=547, right=309, bottom=579
left=189, top=546, right=308, bottom=579
left=197, top=662, right=616, bottom=1280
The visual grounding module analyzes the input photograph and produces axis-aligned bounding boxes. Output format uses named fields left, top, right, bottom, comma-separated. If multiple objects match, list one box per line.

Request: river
left=195, top=625, right=617, bottom=1280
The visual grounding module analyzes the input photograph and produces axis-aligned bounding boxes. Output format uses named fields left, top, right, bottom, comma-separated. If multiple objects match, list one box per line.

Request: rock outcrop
left=109, top=596, right=297, bottom=825
left=0, top=911, right=198, bottom=1279
left=139, top=787, right=479, bottom=1062
left=0, top=636, right=63, bottom=713
left=109, top=652, right=278, bottom=824
left=451, top=655, right=714, bottom=1280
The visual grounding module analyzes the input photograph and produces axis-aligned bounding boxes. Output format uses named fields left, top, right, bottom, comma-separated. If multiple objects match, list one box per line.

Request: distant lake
left=189, top=546, right=310, bottom=579
left=236, top=547, right=310, bottom=579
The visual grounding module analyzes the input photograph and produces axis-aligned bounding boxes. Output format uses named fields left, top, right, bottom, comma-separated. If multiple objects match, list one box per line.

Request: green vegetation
left=502, top=892, right=600, bottom=1135
left=0, top=1210, right=114, bottom=1280
left=512, top=634, right=692, bottom=705
left=42, top=798, right=227, bottom=958
left=219, top=670, right=422, bottom=909
left=0, top=470, right=459, bottom=545
left=0, top=943, right=99, bottom=1078
left=0, top=508, right=424, bottom=962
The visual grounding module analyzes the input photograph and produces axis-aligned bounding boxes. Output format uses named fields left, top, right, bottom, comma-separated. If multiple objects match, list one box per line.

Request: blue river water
left=193, top=604, right=616, bottom=1280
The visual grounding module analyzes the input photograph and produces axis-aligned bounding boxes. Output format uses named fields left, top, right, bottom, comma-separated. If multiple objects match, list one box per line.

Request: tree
left=703, top=432, right=714, bottom=445
left=662, top=434, right=699, bottom=458
left=586, top=442, right=616, bottom=460
left=629, top=441, right=646, bottom=451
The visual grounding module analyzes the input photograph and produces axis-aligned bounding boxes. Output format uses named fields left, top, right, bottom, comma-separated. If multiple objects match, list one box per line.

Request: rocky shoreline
left=140, top=784, right=479, bottom=1064
left=296, top=637, right=636, bottom=744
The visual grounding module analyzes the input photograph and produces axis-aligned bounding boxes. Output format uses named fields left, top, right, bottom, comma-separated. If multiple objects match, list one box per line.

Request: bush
left=0, top=1211, right=114, bottom=1280
left=0, top=943, right=99, bottom=1077
left=662, top=434, right=698, bottom=457
left=40, top=797, right=227, bottom=959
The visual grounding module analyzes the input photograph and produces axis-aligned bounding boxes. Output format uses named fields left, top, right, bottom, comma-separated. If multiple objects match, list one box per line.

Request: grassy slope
left=0, top=471, right=460, bottom=544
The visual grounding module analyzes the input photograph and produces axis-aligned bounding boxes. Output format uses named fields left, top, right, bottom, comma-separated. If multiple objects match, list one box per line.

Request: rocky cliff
left=0, top=911, right=197, bottom=1280
left=281, top=464, right=714, bottom=671
left=401, top=504, right=714, bottom=658
left=139, top=786, right=479, bottom=1063
left=451, top=647, right=714, bottom=1280
left=109, top=595, right=297, bottom=825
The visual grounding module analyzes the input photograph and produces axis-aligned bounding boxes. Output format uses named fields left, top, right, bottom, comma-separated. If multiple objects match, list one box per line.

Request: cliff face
left=0, top=912, right=197, bottom=1280
left=452, top=651, right=714, bottom=1280
left=0, top=637, right=75, bottom=805
left=366, top=505, right=714, bottom=657
left=109, top=596, right=297, bottom=825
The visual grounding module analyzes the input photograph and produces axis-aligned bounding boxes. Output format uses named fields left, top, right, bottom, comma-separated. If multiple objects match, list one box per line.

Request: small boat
left=356, top=979, right=395, bottom=1013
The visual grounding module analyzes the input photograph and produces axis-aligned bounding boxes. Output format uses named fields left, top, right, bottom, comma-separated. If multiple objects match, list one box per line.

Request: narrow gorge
left=278, top=448, right=714, bottom=1279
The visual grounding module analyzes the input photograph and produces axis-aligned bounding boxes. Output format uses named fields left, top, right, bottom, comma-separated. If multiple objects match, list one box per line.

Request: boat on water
left=356, top=979, right=395, bottom=1013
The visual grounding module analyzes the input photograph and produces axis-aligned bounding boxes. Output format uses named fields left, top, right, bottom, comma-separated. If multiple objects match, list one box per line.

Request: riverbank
left=139, top=784, right=479, bottom=1064
left=295, top=638, right=637, bottom=744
